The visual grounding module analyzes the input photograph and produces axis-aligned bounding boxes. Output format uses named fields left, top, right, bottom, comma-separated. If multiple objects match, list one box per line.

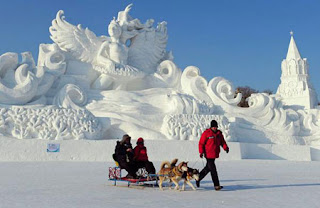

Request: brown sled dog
left=158, top=158, right=188, bottom=190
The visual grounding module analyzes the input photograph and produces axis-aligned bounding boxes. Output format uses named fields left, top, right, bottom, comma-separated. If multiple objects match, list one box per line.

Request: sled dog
left=181, top=167, right=200, bottom=191
left=158, top=158, right=188, bottom=190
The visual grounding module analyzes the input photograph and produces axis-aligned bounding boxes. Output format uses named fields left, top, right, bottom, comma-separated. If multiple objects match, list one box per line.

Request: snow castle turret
left=276, top=32, right=318, bottom=109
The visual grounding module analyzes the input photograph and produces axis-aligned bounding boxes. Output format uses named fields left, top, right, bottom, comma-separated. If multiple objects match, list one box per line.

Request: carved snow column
left=276, top=33, right=318, bottom=109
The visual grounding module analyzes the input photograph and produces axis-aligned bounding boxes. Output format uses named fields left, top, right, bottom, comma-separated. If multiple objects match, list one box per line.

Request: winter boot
left=196, top=180, right=200, bottom=188
left=215, top=186, right=223, bottom=191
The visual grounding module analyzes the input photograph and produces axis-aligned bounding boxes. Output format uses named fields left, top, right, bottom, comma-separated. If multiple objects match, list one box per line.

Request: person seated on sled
left=133, top=137, right=156, bottom=175
left=114, top=134, right=138, bottom=178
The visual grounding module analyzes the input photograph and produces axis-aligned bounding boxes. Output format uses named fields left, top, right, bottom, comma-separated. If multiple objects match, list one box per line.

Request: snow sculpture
left=50, top=4, right=171, bottom=90
left=1, top=4, right=320, bottom=145
left=277, top=32, right=318, bottom=109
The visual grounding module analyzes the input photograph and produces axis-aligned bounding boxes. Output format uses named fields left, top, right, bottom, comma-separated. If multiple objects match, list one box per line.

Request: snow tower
left=277, top=32, right=318, bottom=109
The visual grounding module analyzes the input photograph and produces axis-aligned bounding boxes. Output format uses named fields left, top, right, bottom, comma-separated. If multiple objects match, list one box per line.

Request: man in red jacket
left=197, top=120, right=229, bottom=190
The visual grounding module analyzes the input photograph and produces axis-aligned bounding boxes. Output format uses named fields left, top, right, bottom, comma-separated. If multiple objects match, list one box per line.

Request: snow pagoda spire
left=286, top=31, right=301, bottom=60
left=276, top=32, right=318, bottom=109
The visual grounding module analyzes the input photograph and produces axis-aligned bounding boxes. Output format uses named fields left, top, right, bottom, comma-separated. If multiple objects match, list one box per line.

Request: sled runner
left=108, top=166, right=158, bottom=187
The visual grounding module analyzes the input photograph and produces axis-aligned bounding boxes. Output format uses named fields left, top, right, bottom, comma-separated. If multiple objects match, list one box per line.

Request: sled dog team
left=113, top=120, right=229, bottom=191
left=158, top=158, right=200, bottom=191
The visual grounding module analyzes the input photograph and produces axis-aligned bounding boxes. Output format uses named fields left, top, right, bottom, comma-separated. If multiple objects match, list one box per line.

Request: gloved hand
left=225, top=147, right=229, bottom=153
left=200, top=153, right=204, bottom=158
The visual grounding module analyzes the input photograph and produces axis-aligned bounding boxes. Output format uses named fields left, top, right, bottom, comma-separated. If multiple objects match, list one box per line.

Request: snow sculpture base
left=0, top=137, right=318, bottom=161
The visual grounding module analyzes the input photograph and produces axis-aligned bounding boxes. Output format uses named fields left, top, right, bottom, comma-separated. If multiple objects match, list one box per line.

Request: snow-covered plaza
left=1, top=160, right=319, bottom=208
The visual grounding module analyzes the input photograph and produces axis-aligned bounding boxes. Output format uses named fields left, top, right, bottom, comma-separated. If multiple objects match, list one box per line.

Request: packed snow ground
left=1, top=160, right=320, bottom=208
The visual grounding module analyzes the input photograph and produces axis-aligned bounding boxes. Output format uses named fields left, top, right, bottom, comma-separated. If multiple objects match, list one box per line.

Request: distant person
left=133, top=137, right=156, bottom=174
left=197, top=120, right=229, bottom=190
left=114, top=134, right=137, bottom=178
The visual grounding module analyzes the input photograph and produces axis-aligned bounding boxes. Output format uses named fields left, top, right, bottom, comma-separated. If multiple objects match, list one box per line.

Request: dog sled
left=108, top=165, right=159, bottom=187
left=108, top=157, right=199, bottom=190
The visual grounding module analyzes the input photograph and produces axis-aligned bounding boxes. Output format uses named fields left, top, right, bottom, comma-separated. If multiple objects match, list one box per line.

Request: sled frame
left=108, top=166, right=158, bottom=187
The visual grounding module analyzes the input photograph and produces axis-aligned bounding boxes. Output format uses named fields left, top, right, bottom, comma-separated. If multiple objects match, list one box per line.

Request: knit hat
left=120, top=134, right=131, bottom=144
left=211, top=120, right=218, bottom=128
left=137, top=137, right=144, bottom=144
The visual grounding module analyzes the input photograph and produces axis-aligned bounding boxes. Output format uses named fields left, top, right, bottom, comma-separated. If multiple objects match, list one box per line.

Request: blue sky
left=0, top=0, right=319, bottom=94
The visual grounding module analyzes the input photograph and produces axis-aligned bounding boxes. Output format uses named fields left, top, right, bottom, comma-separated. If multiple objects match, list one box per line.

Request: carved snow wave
left=171, top=66, right=320, bottom=144
left=245, top=94, right=297, bottom=133
left=162, top=114, right=232, bottom=141
left=53, top=84, right=87, bottom=110
left=181, top=66, right=212, bottom=103
left=0, top=44, right=66, bottom=105
left=0, top=106, right=101, bottom=140
left=155, top=60, right=182, bottom=88
left=155, top=62, right=243, bottom=109
left=207, top=77, right=242, bottom=107
left=0, top=53, right=39, bottom=104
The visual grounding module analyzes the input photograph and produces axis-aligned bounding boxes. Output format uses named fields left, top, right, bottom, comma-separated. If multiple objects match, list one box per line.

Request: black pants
left=135, top=161, right=156, bottom=174
left=118, top=159, right=138, bottom=177
left=199, top=158, right=220, bottom=186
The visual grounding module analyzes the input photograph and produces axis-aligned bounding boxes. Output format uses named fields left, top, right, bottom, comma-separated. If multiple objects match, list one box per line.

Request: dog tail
left=170, top=158, right=178, bottom=167
left=160, top=161, right=171, bottom=169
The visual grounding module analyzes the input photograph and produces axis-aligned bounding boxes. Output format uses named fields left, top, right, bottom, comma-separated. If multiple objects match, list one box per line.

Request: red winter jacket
left=199, top=129, right=228, bottom=159
left=134, top=145, right=149, bottom=161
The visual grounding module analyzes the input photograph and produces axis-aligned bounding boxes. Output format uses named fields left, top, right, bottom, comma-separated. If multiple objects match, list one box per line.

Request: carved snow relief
left=0, top=106, right=101, bottom=140
left=162, top=114, right=232, bottom=141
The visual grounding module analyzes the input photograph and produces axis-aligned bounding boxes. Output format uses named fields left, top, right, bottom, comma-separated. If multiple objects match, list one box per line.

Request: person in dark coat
left=196, top=120, right=229, bottom=190
left=133, top=137, right=156, bottom=174
left=114, top=134, right=137, bottom=178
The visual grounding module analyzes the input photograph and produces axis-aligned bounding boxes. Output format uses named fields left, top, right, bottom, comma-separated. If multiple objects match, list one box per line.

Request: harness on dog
left=181, top=167, right=192, bottom=179
left=163, top=162, right=186, bottom=178
left=172, top=167, right=180, bottom=175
